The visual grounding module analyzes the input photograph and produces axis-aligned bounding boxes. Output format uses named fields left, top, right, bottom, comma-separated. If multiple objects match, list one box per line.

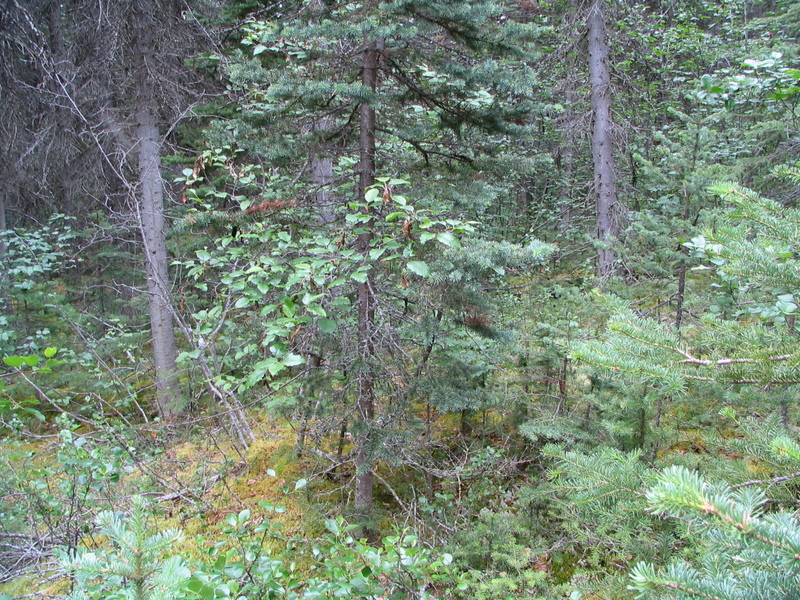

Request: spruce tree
left=572, top=179, right=800, bottom=396
left=59, top=496, right=190, bottom=600
left=178, top=0, right=555, bottom=515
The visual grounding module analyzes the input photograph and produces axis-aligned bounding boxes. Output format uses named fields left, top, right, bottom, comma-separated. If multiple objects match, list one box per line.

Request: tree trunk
left=557, top=83, right=577, bottom=232
left=588, top=0, right=620, bottom=278
left=675, top=187, right=692, bottom=331
left=354, top=37, right=381, bottom=520
left=312, top=117, right=338, bottom=225
left=130, top=11, right=183, bottom=419
left=136, top=100, right=183, bottom=419
left=0, top=194, right=6, bottom=313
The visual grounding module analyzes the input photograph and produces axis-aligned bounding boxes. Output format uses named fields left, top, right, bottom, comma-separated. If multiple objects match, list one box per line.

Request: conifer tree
left=59, top=496, right=190, bottom=600
left=572, top=178, right=800, bottom=399
left=180, top=0, right=555, bottom=514
left=0, top=0, right=225, bottom=419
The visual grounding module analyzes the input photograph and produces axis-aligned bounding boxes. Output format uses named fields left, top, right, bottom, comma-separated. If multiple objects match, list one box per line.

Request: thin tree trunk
left=0, top=195, right=6, bottom=313
left=136, top=101, right=182, bottom=419
left=354, top=37, right=381, bottom=520
left=312, top=117, right=337, bottom=225
left=588, top=0, right=620, bottom=278
left=130, top=13, right=183, bottom=419
left=309, top=0, right=338, bottom=227
left=675, top=187, right=692, bottom=331
left=557, top=84, right=576, bottom=232
left=676, top=132, right=699, bottom=331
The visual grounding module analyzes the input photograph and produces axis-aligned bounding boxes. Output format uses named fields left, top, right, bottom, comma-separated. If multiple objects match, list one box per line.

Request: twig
left=730, top=470, right=800, bottom=490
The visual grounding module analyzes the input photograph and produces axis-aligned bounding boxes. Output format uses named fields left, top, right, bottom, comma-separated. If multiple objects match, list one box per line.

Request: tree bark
left=128, top=7, right=183, bottom=419
left=675, top=187, right=692, bottom=331
left=354, top=37, right=381, bottom=519
left=312, top=117, right=338, bottom=225
left=588, top=0, right=620, bottom=278
left=135, top=87, right=182, bottom=419
left=0, top=194, right=6, bottom=313
left=556, top=86, right=576, bottom=233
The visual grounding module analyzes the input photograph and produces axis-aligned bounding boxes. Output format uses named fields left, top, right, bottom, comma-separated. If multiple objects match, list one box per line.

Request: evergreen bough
left=572, top=177, right=800, bottom=394
left=58, top=496, right=189, bottom=600
left=630, top=465, right=800, bottom=600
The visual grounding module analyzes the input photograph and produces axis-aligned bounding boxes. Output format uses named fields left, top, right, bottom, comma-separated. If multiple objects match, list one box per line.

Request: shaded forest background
left=3, top=0, right=800, bottom=598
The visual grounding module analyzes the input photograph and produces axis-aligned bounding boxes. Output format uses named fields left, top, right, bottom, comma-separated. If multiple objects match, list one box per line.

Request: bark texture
left=588, top=0, right=620, bottom=278
left=556, top=84, right=577, bottom=232
left=136, top=102, right=182, bottom=418
left=134, top=17, right=182, bottom=419
left=312, top=117, right=338, bottom=225
left=354, top=37, right=382, bottom=518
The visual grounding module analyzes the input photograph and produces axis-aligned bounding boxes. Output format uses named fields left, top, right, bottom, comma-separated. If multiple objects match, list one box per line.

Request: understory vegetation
left=3, top=0, right=800, bottom=599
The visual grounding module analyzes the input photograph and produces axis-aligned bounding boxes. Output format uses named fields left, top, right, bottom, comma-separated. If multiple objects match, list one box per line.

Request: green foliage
left=0, top=426, right=134, bottom=581
left=187, top=504, right=462, bottom=600
left=531, top=447, right=672, bottom=593
left=186, top=502, right=291, bottom=600
left=0, top=347, right=65, bottom=423
left=176, top=175, right=488, bottom=396
left=8, top=1, right=800, bottom=598
left=572, top=177, right=800, bottom=402
left=58, top=496, right=190, bottom=600
left=0, top=215, right=81, bottom=353
left=630, top=463, right=800, bottom=600
left=451, top=506, right=550, bottom=600
left=0, top=215, right=80, bottom=293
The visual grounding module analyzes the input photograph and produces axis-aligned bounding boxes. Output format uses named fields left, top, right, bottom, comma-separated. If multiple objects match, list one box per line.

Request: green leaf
left=282, top=353, right=305, bottom=367
left=25, top=408, right=46, bottom=421
left=436, top=231, right=459, bottom=248
left=295, top=478, right=308, bottom=490
left=318, top=318, right=337, bottom=334
left=245, top=358, right=279, bottom=388
left=44, top=347, right=58, bottom=358
left=419, top=232, right=436, bottom=244
left=3, top=356, right=25, bottom=368
left=345, top=213, right=372, bottom=224
left=325, top=518, right=340, bottom=535
left=407, top=260, right=430, bottom=278
left=267, top=360, right=286, bottom=376
left=743, top=58, right=775, bottom=69
left=364, top=188, right=380, bottom=203
left=24, top=355, right=39, bottom=367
